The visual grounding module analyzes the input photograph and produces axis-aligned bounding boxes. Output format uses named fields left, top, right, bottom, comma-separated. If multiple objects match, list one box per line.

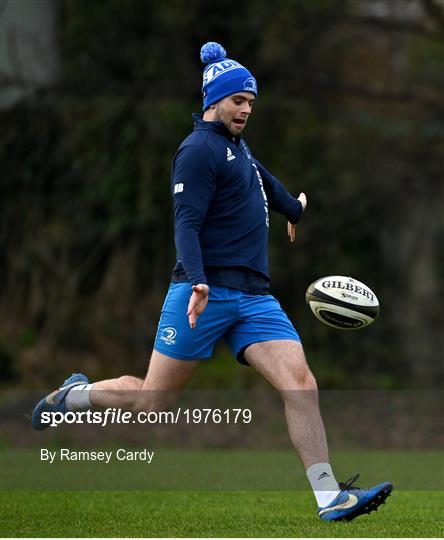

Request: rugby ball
left=305, top=275, right=379, bottom=330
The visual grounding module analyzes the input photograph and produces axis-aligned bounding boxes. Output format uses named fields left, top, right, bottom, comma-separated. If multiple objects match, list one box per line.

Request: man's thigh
left=143, top=350, right=201, bottom=390
left=136, top=350, right=201, bottom=411
left=244, top=340, right=311, bottom=390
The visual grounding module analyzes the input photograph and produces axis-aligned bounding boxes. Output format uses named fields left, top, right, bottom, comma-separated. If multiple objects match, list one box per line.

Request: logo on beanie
left=243, top=77, right=257, bottom=93
left=203, top=60, right=242, bottom=86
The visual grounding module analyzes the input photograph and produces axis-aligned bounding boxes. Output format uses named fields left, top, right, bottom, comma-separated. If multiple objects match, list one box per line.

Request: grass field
left=0, top=490, right=442, bottom=537
left=1, top=448, right=443, bottom=490
left=0, top=449, right=442, bottom=536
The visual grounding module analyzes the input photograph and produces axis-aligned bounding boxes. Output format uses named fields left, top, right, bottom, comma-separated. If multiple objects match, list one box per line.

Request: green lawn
left=1, top=449, right=443, bottom=490
left=0, top=490, right=442, bottom=537
left=1, top=448, right=443, bottom=536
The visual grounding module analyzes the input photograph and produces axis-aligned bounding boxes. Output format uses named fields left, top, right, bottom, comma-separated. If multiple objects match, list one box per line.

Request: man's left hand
left=288, top=192, right=307, bottom=243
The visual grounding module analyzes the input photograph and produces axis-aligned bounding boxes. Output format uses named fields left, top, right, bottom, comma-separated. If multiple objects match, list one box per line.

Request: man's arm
left=255, top=160, right=304, bottom=224
left=255, top=160, right=307, bottom=242
left=172, top=144, right=216, bottom=326
left=173, top=206, right=210, bottom=328
left=287, top=192, right=307, bottom=242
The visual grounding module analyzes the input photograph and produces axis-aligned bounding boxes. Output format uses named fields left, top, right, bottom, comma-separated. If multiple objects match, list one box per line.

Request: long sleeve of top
left=172, top=143, right=217, bottom=285
left=255, top=160, right=303, bottom=224
left=170, top=114, right=306, bottom=293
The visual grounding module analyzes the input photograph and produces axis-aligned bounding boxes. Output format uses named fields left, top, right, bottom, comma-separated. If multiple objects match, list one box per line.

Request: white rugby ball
left=305, top=275, right=379, bottom=330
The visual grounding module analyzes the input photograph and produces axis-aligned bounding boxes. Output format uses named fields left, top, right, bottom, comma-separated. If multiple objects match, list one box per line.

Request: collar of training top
left=192, top=113, right=241, bottom=144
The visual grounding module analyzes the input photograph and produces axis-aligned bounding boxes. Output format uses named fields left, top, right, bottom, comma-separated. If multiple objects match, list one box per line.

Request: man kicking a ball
left=32, top=42, right=392, bottom=522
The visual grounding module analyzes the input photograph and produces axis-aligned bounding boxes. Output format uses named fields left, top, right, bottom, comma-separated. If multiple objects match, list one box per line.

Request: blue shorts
left=154, top=283, right=301, bottom=364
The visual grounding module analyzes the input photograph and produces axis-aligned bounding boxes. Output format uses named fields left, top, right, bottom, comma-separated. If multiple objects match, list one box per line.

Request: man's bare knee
left=291, top=364, right=318, bottom=390
left=276, top=353, right=318, bottom=391
left=280, top=365, right=319, bottom=410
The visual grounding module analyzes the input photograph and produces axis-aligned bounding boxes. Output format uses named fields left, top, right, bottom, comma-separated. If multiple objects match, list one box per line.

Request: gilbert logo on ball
left=305, top=276, right=379, bottom=330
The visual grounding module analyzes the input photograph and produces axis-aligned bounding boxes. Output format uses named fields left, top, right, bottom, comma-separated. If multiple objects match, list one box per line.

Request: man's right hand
left=187, top=284, right=210, bottom=329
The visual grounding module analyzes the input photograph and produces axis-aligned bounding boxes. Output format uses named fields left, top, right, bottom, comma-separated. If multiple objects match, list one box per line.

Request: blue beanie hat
left=200, top=42, right=258, bottom=111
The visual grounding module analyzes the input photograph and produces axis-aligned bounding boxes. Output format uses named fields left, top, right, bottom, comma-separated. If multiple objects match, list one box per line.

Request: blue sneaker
left=32, top=373, right=89, bottom=431
left=319, top=474, right=393, bottom=522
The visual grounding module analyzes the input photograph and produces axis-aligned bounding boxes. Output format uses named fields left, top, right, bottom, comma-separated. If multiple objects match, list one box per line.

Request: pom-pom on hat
left=200, top=42, right=258, bottom=111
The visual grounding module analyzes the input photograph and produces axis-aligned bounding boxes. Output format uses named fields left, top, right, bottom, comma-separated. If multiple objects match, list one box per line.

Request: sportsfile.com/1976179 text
left=40, top=407, right=253, bottom=428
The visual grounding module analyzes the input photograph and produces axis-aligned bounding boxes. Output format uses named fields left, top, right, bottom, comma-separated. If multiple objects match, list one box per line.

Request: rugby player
left=32, top=42, right=392, bottom=522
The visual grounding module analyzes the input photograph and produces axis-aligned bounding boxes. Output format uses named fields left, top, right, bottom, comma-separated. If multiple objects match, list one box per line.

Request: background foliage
left=1, top=0, right=443, bottom=389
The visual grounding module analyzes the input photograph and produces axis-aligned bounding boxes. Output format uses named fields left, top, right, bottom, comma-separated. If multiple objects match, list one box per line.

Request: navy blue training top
left=171, top=114, right=303, bottom=294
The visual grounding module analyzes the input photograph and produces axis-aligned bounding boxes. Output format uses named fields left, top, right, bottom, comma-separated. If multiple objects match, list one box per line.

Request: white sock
left=306, top=462, right=341, bottom=508
left=66, top=383, right=93, bottom=411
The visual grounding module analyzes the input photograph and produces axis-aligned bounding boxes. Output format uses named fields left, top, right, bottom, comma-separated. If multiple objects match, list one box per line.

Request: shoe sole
left=338, top=484, right=393, bottom=522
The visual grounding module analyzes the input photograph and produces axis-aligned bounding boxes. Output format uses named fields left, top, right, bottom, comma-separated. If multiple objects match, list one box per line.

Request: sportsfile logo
left=160, top=327, right=177, bottom=345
